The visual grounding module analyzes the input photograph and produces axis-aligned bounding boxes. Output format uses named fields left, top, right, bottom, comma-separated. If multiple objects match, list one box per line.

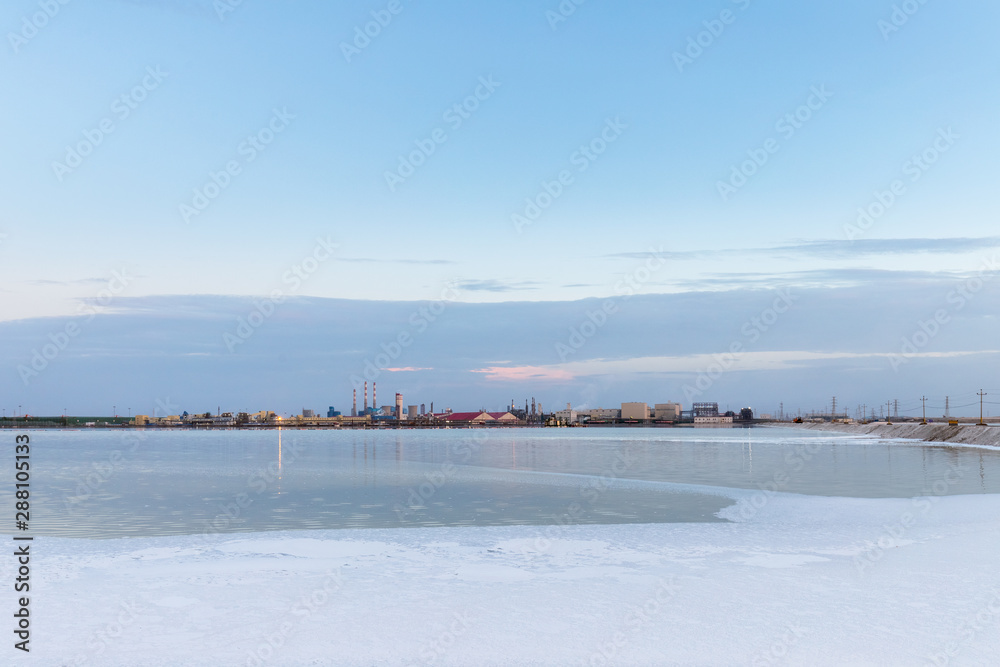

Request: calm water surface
left=10, top=427, right=1000, bottom=538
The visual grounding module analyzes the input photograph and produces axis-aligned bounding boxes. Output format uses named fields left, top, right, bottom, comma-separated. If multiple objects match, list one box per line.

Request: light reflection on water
left=11, top=427, right=1000, bottom=538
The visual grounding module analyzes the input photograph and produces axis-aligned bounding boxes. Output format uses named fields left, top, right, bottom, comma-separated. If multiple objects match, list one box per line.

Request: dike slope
left=779, top=421, right=1000, bottom=447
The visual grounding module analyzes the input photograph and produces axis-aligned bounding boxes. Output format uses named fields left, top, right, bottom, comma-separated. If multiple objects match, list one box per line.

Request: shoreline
left=775, top=421, right=1000, bottom=448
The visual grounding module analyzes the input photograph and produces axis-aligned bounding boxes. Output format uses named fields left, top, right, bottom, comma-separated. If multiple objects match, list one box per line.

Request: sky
left=1, top=0, right=999, bottom=417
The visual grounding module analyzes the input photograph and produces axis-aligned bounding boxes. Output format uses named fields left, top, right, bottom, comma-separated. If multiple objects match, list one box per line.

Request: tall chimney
left=373, top=382, right=377, bottom=413
left=352, top=389, right=357, bottom=417
left=364, top=381, right=368, bottom=412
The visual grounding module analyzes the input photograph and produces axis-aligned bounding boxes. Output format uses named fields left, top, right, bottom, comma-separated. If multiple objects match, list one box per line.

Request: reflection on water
left=11, top=427, right=1000, bottom=539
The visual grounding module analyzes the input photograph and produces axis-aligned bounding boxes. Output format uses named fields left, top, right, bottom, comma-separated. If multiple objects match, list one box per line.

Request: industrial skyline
left=2, top=1, right=998, bottom=420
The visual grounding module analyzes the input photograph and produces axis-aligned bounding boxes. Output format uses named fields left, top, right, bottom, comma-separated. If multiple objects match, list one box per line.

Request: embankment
left=777, top=421, right=1000, bottom=447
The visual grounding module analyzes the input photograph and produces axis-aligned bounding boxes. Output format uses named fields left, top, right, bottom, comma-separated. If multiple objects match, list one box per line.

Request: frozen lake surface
left=19, top=426, right=1000, bottom=538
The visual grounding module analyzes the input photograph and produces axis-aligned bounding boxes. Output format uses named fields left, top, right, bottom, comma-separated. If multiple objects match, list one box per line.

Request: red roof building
left=444, top=411, right=494, bottom=423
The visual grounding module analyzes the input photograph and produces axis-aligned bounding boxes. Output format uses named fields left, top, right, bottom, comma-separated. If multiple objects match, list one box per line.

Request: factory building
left=621, top=402, right=650, bottom=420
left=692, top=402, right=719, bottom=418
left=654, top=403, right=682, bottom=421
left=694, top=415, right=733, bottom=424
left=555, top=408, right=578, bottom=423
left=579, top=408, right=621, bottom=421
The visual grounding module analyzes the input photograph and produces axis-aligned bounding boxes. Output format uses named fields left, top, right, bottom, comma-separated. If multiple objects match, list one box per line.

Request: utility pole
left=920, top=396, right=927, bottom=425
left=862, top=403, right=866, bottom=423
left=945, top=396, right=950, bottom=419
left=831, top=396, right=837, bottom=420
left=894, top=399, right=898, bottom=419
left=779, top=402, right=783, bottom=421
left=979, top=389, right=988, bottom=425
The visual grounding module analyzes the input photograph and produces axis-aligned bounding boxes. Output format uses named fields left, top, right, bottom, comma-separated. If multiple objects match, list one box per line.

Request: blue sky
left=2, top=0, right=999, bottom=416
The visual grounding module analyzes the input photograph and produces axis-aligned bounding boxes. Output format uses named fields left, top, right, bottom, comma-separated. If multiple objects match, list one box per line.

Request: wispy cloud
left=455, top=279, right=540, bottom=292
left=477, top=350, right=1000, bottom=382
left=472, top=365, right=574, bottom=382
left=24, top=278, right=108, bottom=287
left=338, top=258, right=457, bottom=265
left=605, top=237, right=1000, bottom=262
left=384, top=367, right=433, bottom=372
left=776, top=237, right=1000, bottom=258
left=672, top=267, right=956, bottom=291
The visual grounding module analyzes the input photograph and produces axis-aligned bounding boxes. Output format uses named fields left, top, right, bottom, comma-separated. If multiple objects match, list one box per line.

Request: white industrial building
left=694, top=415, right=733, bottom=424
left=554, top=408, right=578, bottom=423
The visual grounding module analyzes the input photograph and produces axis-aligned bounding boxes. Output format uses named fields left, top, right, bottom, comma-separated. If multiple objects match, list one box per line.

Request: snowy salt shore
left=10, top=491, right=1000, bottom=666
left=781, top=421, right=1000, bottom=448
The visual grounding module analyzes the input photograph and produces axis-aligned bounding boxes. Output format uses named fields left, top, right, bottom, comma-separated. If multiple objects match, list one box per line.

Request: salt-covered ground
left=8, top=489, right=1000, bottom=666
